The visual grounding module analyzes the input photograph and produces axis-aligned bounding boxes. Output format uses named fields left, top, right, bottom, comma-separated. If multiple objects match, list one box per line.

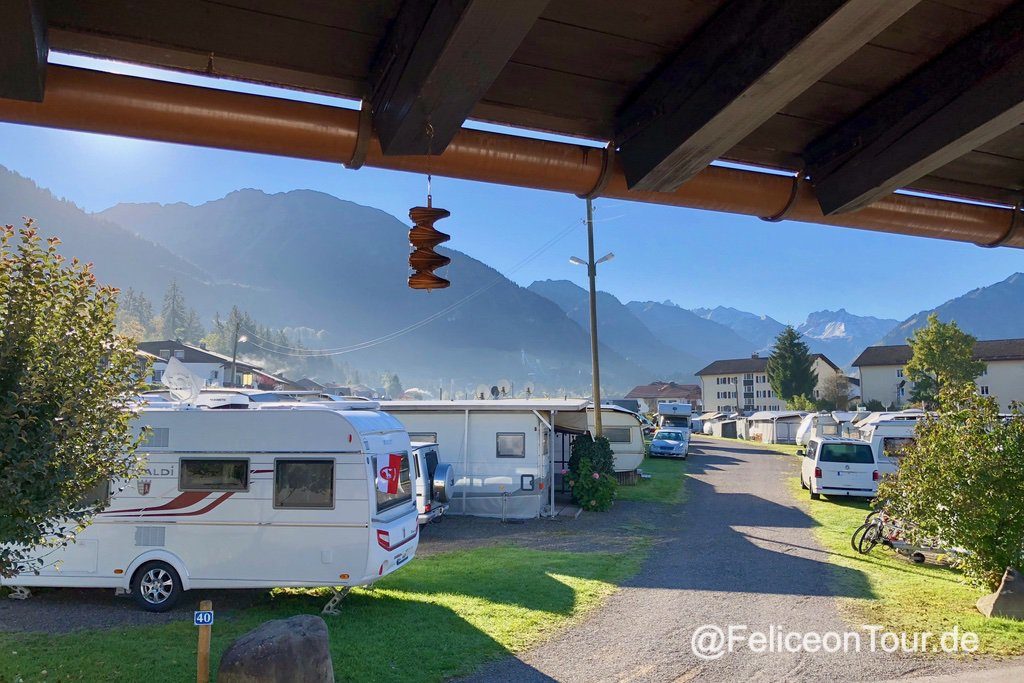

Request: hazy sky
left=1, top=54, right=1021, bottom=325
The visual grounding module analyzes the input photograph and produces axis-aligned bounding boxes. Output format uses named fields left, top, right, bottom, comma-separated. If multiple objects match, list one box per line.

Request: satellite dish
left=475, top=384, right=490, bottom=401
left=523, top=381, right=535, bottom=398
left=162, top=357, right=202, bottom=404
left=490, top=385, right=500, bottom=399
left=497, top=379, right=512, bottom=398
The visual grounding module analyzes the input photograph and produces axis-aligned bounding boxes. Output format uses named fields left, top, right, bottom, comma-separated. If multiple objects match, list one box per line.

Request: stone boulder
left=218, top=614, right=334, bottom=683
left=977, top=567, right=1024, bottom=620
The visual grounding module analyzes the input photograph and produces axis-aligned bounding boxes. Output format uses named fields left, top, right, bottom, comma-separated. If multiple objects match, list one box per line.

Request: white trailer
left=381, top=400, right=644, bottom=518
left=2, top=402, right=420, bottom=612
left=380, top=400, right=588, bottom=519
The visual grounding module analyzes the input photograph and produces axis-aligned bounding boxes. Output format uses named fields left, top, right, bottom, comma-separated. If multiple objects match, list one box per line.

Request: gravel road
left=467, top=437, right=1008, bottom=682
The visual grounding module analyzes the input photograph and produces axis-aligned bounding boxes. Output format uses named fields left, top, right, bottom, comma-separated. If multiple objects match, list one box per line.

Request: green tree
left=383, top=373, right=403, bottom=399
left=766, top=326, right=817, bottom=405
left=904, top=314, right=985, bottom=408
left=0, top=222, right=146, bottom=577
left=878, top=384, right=1024, bottom=589
left=817, top=373, right=850, bottom=411
left=179, top=307, right=205, bottom=344
left=159, top=280, right=188, bottom=339
left=864, top=399, right=885, bottom=411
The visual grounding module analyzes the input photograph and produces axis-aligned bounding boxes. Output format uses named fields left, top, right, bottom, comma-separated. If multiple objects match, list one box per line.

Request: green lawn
left=0, top=546, right=643, bottom=682
left=617, top=457, right=688, bottom=504
left=787, top=477, right=1024, bottom=655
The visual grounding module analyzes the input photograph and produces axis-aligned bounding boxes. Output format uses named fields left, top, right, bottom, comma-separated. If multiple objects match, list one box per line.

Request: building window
left=152, top=369, right=164, bottom=383
left=173, top=349, right=185, bottom=360
left=980, top=385, right=990, bottom=395
left=180, top=458, right=249, bottom=491
left=980, top=365, right=988, bottom=376
left=497, top=432, right=526, bottom=458
left=897, top=368, right=904, bottom=378
left=274, top=459, right=334, bottom=509
left=210, top=370, right=219, bottom=380
left=744, top=373, right=753, bottom=380
left=159, top=349, right=171, bottom=360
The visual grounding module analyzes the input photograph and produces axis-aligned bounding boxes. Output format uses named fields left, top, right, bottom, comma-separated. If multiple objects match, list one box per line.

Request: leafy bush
left=565, top=434, right=616, bottom=511
left=878, top=384, right=1024, bottom=589
left=864, top=399, right=885, bottom=411
left=0, top=222, right=146, bottom=577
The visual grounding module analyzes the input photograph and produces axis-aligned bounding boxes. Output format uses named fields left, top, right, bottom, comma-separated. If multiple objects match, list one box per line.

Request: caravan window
left=883, top=437, right=915, bottom=459
left=375, top=453, right=412, bottom=512
left=604, top=427, right=632, bottom=443
left=274, top=459, right=334, bottom=509
left=496, top=433, right=526, bottom=458
left=77, top=479, right=110, bottom=509
left=180, top=458, right=249, bottom=491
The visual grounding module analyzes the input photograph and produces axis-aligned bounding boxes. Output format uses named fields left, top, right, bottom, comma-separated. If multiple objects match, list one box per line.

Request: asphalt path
left=468, top=436, right=1007, bottom=682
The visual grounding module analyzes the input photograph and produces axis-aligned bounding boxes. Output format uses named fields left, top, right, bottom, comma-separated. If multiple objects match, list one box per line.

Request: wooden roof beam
left=370, top=0, right=548, bottom=156
left=806, top=1, right=1024, bottom=215
left=0, top=0, right=48, bottom=102
left=615, top=0, right=918, bottom=193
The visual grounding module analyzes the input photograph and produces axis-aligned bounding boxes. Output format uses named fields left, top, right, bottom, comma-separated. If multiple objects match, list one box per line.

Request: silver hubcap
left=140, top=568, right=174, bottom=604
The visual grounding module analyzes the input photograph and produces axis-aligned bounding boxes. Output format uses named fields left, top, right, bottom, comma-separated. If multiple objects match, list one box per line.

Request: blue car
left=649, top=429, right=689, bottom=459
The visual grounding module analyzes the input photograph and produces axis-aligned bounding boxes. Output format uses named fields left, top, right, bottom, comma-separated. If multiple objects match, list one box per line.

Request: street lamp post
left=570, top=197, right=614, bottom=437
left=230, top=322, right=248, bottom=388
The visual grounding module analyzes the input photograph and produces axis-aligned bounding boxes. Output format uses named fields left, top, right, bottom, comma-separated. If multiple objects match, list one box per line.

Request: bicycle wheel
left=851, top=522, right=870, bottom=552
left=864, top=509, right=880, bottom=525
left=857, top=522, right=882, bottom=555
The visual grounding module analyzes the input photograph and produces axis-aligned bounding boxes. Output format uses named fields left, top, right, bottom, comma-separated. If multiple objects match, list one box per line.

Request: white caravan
left=380, top=399, right=646, bottom=519
left=2, top=402, right=420, bottom=612
left=380, top=400, right=587, bottom=519
left=591, top=405, right=647, bottom=472
left=858, top=418, right=921, bottom=474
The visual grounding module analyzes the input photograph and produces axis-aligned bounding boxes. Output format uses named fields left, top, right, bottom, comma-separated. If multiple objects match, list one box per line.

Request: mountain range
left=4, top=163, right=1024, bottom=392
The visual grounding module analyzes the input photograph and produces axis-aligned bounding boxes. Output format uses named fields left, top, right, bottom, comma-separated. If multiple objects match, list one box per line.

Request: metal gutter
left=0, top=65, right=1019, bottom=248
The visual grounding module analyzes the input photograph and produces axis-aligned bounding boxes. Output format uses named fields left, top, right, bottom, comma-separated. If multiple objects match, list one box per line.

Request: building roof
left=624, top=382, right=701, bottom=400
left=853, top=339, right=1024, bottom=367
left=137, top=340, right=265, bottom=373
left=380, top=399, right=590, bottom=412
left=20, top=0, right=1024, bottom=220
left=696, top=354, right=838, bottom=376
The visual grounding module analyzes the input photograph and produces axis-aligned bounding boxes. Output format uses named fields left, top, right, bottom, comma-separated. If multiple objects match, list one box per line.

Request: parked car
left=799, top=436, right=880, bottom=500
left=649, top=429, right=689, bottom=459
left=410, top=441, right=455, bottom=524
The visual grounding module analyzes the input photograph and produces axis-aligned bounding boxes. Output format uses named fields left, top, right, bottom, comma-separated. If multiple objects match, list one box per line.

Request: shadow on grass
left=0, top=546, right=635, bottom=683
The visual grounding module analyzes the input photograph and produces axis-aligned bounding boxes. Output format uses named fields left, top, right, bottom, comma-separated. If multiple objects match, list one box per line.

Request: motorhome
left=657, top=402, right=692, bottom=430
left=2, top=402, right=420, bottom=612
left=379, top=400, right=645, bottom=519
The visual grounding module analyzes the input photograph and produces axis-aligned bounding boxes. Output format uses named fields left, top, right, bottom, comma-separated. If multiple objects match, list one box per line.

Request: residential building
left=696, top=353, right=843, bottom=414
left=624, top=381, right=702, bottom=413
left=852, top=339, right=1024, bottom=411
left=137, top=340, right=289, bottom=389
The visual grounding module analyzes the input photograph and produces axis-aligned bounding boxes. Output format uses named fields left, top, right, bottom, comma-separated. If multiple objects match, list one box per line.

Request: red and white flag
left=377, top=453, right=403, bottom=494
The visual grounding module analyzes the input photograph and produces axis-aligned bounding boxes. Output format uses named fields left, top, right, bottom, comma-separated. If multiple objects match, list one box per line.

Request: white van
left=1, top=402, right=420, bottom=611
left=799, top=436, right=879, bottom=500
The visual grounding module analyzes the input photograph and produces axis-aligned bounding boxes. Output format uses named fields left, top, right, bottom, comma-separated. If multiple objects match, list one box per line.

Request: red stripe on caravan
left=109, top=492, right=235, bottom=518
left=100, top=491, right=210, bottom=515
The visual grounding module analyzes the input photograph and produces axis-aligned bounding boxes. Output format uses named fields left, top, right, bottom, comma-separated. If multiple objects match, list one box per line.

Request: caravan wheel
left=131, top=561, right=182, bottom=612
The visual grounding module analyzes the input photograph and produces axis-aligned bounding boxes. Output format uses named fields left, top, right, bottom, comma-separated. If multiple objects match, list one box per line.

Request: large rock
left=977, top=567, right=1024, bottom=620
left=218, top=614, right=334, bottom=683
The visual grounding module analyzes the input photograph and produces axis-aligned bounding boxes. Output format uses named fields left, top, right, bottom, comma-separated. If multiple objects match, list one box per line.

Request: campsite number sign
left=194, top=610, right=214, bottom=626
